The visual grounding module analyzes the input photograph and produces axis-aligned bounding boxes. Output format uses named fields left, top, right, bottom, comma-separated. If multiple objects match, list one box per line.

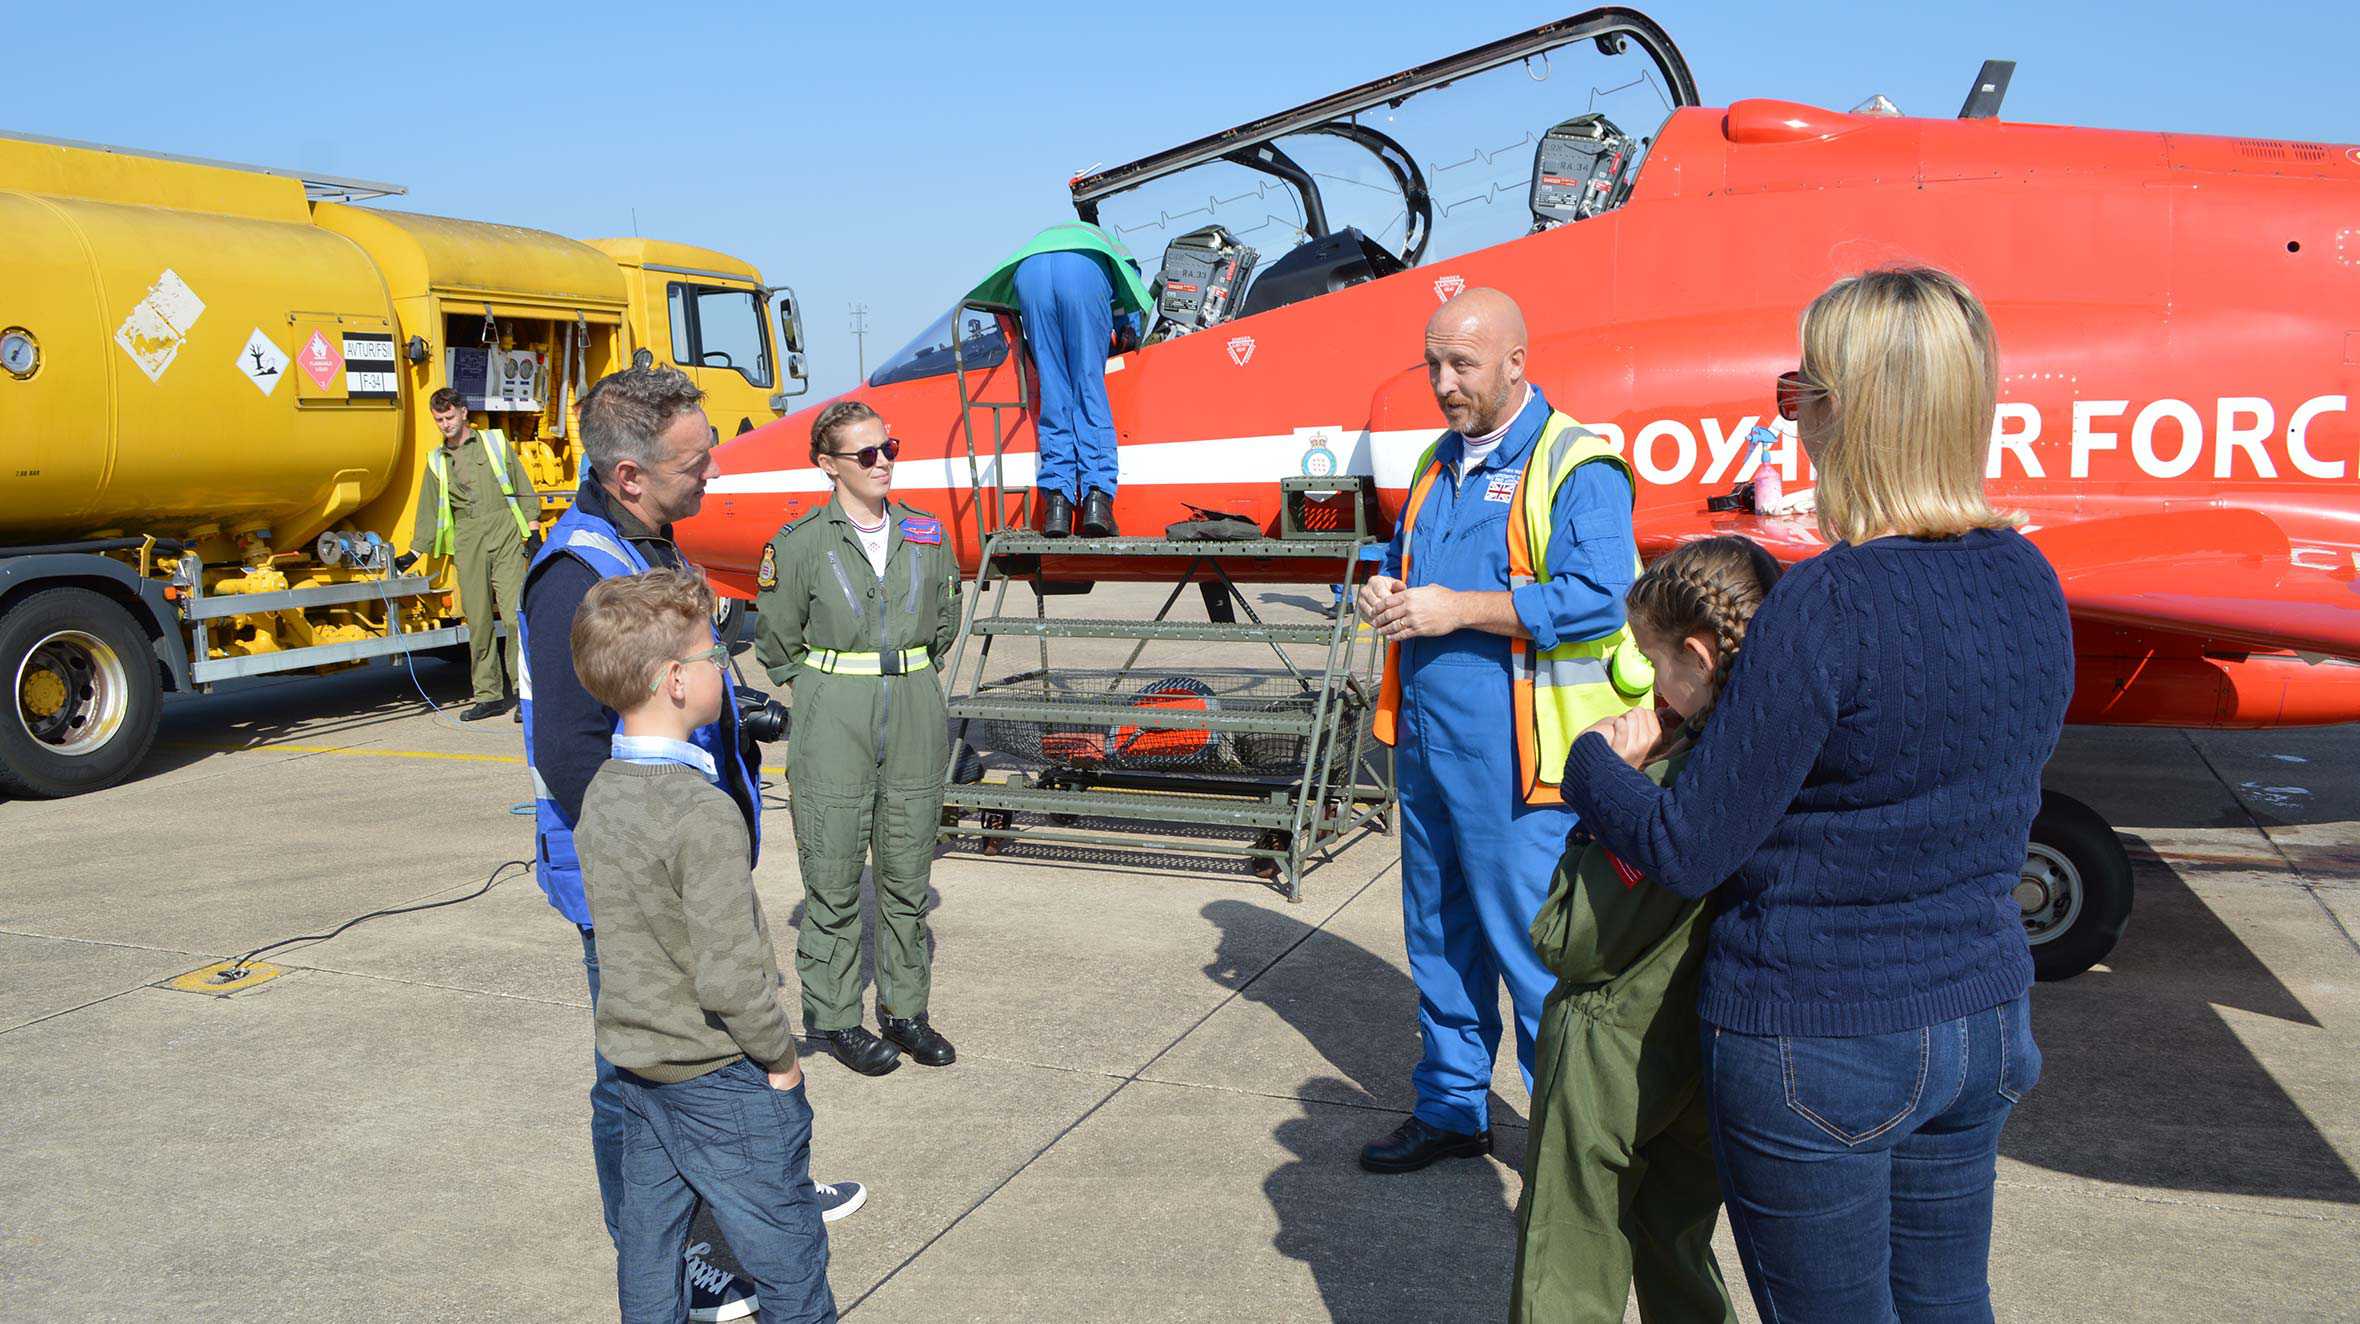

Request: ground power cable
left=210, top=859, right=531, bottom=984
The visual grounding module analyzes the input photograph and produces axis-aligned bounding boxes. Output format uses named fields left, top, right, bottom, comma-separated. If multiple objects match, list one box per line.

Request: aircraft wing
left=1637, top=503, right=2360, bottom=661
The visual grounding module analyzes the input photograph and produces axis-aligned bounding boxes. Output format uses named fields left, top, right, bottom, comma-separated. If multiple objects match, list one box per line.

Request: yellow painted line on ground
left=161, top=739, right=787, bottom=777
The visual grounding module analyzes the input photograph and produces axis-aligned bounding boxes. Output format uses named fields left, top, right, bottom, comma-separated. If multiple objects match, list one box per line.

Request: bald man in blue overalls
left=1358, top=287, right=1644, bottom=1173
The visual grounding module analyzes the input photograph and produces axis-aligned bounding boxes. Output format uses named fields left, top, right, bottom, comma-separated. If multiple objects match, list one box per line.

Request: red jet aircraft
left=681, top=8, right=2360, bottom=978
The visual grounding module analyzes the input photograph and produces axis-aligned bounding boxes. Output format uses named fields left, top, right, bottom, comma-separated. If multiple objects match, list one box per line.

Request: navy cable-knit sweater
left=1563, top=527, right=2073, bottom=1037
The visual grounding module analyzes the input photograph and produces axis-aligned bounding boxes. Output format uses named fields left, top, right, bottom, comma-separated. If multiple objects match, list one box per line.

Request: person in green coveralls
left=1513, top=536, right=1781, bottom=1324
left=402, top=386, right=540, bottom=721
left=754, top=401, right=962, bottom=1078
left=967, top=222, right=1155, bottom=537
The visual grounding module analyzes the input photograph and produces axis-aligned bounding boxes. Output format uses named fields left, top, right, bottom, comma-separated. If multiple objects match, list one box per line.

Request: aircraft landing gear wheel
left=2023, top=790, right=2133, bottom=982
left=712, top=596, right=747, bottom=648
left=0, top=587, right=162, bottom=799
left=1252, top=829, right=1290, bottom=882
left=978, top=809, right=1011, bottom=855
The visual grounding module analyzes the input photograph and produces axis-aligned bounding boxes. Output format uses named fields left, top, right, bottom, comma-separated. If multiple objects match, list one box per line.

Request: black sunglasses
left=823, top=439, right=900, bottom=469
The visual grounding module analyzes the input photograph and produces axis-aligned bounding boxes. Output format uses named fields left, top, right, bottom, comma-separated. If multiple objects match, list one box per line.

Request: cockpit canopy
left=1075, top=9, right=1697, bottom=339
left=869, top=9, right=1697, bottom=388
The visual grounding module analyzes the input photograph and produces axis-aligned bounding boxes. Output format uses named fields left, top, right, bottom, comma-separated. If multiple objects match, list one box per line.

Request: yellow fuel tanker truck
left=0, top=132, right=807, bottom=797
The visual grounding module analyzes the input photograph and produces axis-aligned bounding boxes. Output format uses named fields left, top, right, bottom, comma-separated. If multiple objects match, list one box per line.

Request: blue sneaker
left=683, top=1245, right=756, bottom=1322
left=814, top=1179, right=867, bottom=1223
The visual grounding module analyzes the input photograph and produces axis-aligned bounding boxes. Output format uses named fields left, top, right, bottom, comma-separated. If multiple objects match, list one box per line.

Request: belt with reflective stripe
left=809, top=646, right=932, bottom=676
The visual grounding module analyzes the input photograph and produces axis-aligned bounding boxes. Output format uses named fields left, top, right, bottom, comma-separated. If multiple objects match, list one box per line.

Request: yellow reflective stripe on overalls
left=1370, top=437, right=1447, bottom=749
left=1508, top=414, right=1653, bottom=805
left=428, top=429, right=533, bottom=555
left=808, top=646, right=933, bottom=676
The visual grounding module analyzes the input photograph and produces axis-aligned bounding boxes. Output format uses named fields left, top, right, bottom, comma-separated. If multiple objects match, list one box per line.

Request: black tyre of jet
left=0, top=587, right=162, bottom=799
left=712, top=596, right=747, bottom=648
left=2023, top=789, right=2134, bottom=982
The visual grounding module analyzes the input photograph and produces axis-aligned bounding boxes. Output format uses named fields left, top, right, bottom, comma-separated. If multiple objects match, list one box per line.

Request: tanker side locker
left=935, top=487, right=1395, bottom=902
left=172, top=553, right=458, bottom=684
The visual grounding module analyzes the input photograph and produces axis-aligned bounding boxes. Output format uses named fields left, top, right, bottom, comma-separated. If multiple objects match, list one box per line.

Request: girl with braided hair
left=1513, top=536, right=1777, bottom=1324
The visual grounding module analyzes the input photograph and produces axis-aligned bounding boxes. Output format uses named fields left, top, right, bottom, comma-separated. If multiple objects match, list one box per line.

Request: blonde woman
left=1561, top=267, right=2072, bottom=1322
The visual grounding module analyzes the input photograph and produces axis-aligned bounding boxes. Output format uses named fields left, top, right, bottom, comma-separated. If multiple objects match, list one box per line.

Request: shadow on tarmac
left=1201, top=898, right=1526, bottom=1322
left=2004, top=837, right=2360, bottom=1204
left=46, top=656, right=487, bottom=800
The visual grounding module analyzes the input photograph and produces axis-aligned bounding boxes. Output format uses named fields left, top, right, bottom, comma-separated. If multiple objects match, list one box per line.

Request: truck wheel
left=2022, top=790, right=2134, bottom=982
left=0, top=587, right=163, bottom=798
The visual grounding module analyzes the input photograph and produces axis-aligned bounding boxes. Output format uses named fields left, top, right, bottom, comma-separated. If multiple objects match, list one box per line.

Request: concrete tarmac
left=2, top=584, right=2356, bottom=1321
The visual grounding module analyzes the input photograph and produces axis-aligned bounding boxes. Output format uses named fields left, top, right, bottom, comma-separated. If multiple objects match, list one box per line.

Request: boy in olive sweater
left=572, top=568, right=836, bottom=1324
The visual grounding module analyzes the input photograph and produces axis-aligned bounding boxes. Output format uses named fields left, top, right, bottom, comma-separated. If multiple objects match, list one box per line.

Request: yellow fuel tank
left=0, top=136, right=403, bottom=547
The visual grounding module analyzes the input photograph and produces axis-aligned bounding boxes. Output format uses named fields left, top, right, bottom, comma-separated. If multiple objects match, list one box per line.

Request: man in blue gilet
left=521, top=366, right=864, bottom=1322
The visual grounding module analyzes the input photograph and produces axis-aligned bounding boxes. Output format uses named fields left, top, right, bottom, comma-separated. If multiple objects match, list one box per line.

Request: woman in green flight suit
left=755, top=400, right=961, bottom=1078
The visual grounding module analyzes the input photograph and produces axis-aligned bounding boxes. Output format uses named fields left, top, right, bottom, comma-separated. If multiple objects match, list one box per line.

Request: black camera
left=733, top=687, right=791, bottom=762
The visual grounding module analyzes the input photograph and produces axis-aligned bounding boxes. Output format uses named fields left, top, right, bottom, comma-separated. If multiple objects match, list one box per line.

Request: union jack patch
left=756, top=544, right=778, bottom=590
left=900, top=516, right=943, bottom=545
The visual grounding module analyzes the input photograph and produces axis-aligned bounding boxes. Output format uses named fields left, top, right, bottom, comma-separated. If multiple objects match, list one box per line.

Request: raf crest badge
left=756, top=544, right=778, bottom=589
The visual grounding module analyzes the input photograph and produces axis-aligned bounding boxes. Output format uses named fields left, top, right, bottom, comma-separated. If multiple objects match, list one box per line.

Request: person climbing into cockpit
left=968, top=222, right=1153, bottom=538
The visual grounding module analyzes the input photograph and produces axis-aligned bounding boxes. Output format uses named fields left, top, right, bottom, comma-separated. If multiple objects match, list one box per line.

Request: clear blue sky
left=7, top=2, right=2353, bottom=399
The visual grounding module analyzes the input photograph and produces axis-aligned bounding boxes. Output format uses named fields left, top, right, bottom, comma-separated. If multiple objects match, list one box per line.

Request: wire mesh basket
left=960, top=666, right=1361, bottom=777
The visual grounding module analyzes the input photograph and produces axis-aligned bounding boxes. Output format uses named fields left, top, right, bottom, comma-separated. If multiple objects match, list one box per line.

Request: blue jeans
left=582, top=927, right=627, bottom=1247
left=1702, top=995, right=2040, bottom=1324
left=616, top=1059, right=836, bottom=1323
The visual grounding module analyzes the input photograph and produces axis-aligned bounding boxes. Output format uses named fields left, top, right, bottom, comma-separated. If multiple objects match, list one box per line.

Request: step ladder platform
left=970, top=617, right=1339, bottom=644
left=986, top=534, right=1358, bottom=559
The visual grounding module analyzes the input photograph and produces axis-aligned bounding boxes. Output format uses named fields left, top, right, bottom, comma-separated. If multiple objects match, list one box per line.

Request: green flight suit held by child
left=754, top=401, right=963, bottom=1078
left=1514, top=747, right=1734, bottom=1324
left=1514, top=534, right=1784, bottom=1324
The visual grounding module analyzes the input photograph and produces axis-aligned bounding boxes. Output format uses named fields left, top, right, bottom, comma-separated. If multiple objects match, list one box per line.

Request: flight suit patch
left=757, top=543, right=778, bottom=589
left=1483, top=472, right=1519, bottom=504
left=900, top=516, right=943, bottom=545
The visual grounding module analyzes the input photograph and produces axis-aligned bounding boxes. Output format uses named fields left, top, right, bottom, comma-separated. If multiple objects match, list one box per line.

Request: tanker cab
left=589, top=239, right=807, bottom=438
left=662, top=278, right=809, bottom=436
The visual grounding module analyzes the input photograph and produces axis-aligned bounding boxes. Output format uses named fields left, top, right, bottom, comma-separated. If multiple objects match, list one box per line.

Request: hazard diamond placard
left=297, top=329, right=342, bottom=391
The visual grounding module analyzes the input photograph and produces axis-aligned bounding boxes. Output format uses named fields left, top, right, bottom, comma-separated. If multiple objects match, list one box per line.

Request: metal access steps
left=941, top=783, right=1297, bottom=830
left=946, top=695, right=1317, bottom=735
left=980, top=534, right=1355, bottom=558
left=968, top=616, right=1337, bottom=644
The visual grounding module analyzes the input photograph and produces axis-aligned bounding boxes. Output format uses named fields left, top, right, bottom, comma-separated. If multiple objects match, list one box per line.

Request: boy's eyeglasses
left=824, top=439, right=900, bottom=469
left=1775, top=369, right=1828, bottom=421
left=652, top=643, right=730, bottom=692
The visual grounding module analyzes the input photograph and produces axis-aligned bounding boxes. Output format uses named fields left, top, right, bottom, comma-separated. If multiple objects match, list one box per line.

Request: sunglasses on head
left=824, top=439, right=900, bottom=469
left=1775, top=369, right=1828, bottom=421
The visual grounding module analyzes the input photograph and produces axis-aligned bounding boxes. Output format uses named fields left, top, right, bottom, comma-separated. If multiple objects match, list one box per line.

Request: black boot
left=458, top=699, right=508, bottom=722
left=1358, top=1115, right=1491, bottom=1173
left=1034, top=488, right=1074, bottom=537
left=816, top=1026, right=901, bottom=1076
left=879, top=1013, right=956, bottom=1067
left=1079, top=487, right=1118, bottom=538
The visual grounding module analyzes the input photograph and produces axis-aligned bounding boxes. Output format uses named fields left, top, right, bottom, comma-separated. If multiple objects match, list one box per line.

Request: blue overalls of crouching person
left=967, top=222, right=1154, bottom=538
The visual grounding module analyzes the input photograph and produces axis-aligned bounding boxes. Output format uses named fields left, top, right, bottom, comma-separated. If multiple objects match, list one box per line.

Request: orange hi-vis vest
left=1372, top=412, right=1654, bottom=805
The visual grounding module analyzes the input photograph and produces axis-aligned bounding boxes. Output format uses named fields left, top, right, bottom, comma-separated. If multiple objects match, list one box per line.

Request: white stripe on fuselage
left=703, top=429, right=1448, bottom=497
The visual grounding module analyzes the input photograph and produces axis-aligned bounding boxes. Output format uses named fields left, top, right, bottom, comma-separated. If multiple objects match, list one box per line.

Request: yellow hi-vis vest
left=426, top=428, right=533, bottom=555
left=1372, top=412, right=1655, bottom=805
